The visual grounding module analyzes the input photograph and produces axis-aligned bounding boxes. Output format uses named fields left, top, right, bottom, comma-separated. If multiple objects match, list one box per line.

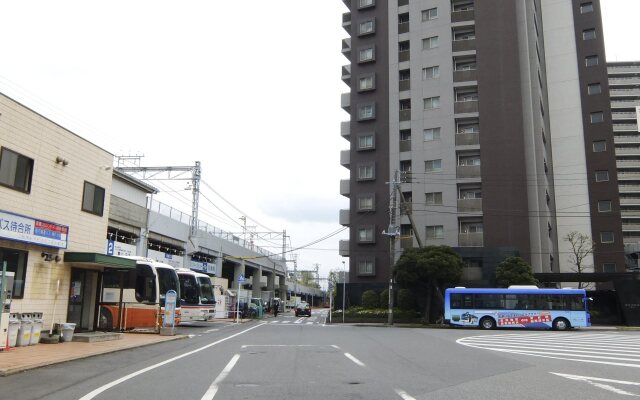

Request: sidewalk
left=0, top=333, right=185, bottom=377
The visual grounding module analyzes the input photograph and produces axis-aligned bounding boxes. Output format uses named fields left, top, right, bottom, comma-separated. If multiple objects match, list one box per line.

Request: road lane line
left=294, top=318, right=304, bottom=324
left=344, top=353, right=366, bottom=367
left=395, top=389, right=417, bottom=400
left=552, top=373, right=640, bottom=397
left=78, top=323, right=266, bottom=400
left=200, top=354, right=241, bottom=400
left=205, top=328, right=219, bottom=333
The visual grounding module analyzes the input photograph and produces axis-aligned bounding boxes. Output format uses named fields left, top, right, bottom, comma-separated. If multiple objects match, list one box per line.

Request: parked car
left=295, top=302, right=311, bottom=317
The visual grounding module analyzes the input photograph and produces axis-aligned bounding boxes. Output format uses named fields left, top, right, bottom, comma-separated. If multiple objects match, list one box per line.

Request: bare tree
left=564, top=231, right=595, bottom=289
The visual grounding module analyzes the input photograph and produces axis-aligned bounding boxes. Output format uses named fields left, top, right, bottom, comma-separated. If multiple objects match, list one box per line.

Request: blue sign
left=107, top=240, right=115, bottom=256
left=163, top=290, right=178, bottom=328
left=238, top=274, right=245, bottom=282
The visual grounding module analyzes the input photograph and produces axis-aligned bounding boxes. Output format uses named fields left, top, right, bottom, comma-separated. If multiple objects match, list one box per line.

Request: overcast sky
left=0, top=0, right=638, bottom=282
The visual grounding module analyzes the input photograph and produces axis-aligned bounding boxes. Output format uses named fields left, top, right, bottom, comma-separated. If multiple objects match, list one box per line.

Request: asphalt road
left=3, top=309, right=640, bottom=400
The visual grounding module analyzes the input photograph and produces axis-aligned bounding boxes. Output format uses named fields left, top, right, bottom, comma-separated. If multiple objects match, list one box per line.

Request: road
left=3, top=309, right=640, bottom=399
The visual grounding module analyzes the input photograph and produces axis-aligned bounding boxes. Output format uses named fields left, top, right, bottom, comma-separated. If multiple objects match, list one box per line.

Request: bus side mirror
left=588, top=297, right=594, bottom=302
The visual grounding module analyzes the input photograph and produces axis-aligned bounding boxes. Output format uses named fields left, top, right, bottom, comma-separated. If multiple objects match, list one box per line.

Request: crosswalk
left=267, top=316, right=325, bottom=326
left=457, top=333, right=640, bottom=368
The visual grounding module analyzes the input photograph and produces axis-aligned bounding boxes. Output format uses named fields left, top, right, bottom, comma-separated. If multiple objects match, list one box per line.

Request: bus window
left=451, top=294, right=473, bottom=309
left=179, top=274, right=199, bottom=304
left=198, top=277, right=216, bottom=305
left=135, top=265, right=156, bottom=303
left=568, top=295, right=584, bottom=311
left=157, top=268, right=180, bottom=307
left=549, top=295, right=564, bottom=310
left=475, top=294, right=504, bottom=309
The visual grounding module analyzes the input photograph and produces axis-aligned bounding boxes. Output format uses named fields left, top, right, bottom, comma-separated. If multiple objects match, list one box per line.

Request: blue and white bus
left=444, top=286, right=591, bottom=330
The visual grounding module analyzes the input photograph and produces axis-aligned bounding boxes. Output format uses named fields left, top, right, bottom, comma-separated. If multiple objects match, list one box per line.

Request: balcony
left=611, top=100, right=640, bottom=109
left=609, top=77, right=640, bottom=86
left=342, top=12, right=351, bottom=34
left=398, top=0, right=408, bottom=6
left=620, top=198, right=640, bottom=206
left=399, top=49, right=410, bottom=62
left=619, top=184, right=640, bottom=193
left=616, top=147, right=640, bottom=155
left=342, top=64, right=351, bottom=86
left=608, top=64, right=640, bottom=75
left=612, top=112, right=638, bottom=121
left=400, top=236, right=414, bottom=249
left=342, top=38, right=351, bottom=60
left=458, top=198, right=482, bottom=212
left=399, top=79, right=410, bottom=91
left=614, top=123, right=639, bottom=132
left=452, top=38, right=476, bottom=52
left=340, top=150, right=350, bottom=168
left=340, top=179, right=350, bottom=197
left=339, top=240, right=350, bottom=257
left=400, top=139, right=411, bottom=152
left=451, top=9, right=475, bottom=23
left=455, top=132, right=479, bottom=146
left=341, top=121, right=350, bottom=141
left=454, top=69, right=477, bottom=82
left=339, top=209, right=350, bottom=226
left=398, top=21, right=409, bottom=34
left=454, top=100, right=479, bottom=114
left=617, top=160, right=640, bottom=169
left=618, top=171, right=640, bottom=180
left=615, top=134, right=640, bottom=144
left=341, top=92, right=351, bottom=112
left=623, top=224, right=640, bottom=232
left=622, top=210, right=640, bottom=217
left=609, top=88, right=640, bottom=97
left=400, top=109, right=411, bottom=121
left=459, top=232, right=483, bottom=247
left=457, top=164, right=481, bottom=178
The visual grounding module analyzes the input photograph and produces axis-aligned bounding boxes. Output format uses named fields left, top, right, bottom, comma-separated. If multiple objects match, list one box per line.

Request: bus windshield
left=157, top=267, right=180, bottom=307
left=198, top=277, right=216, bottom=305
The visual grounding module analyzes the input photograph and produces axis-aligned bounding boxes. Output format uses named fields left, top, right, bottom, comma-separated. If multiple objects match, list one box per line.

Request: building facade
left=339, top=0, right=624, bottom=285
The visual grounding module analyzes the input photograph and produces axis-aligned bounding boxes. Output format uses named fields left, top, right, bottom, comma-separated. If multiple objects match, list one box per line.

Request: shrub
left=379, top=289, right=389, bottom=309
left=397, top=289, right=416, bottom=310
left=361, top=290, right=380, bottom=309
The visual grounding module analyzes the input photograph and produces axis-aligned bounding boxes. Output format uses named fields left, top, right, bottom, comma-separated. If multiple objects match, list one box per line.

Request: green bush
left=361, top=290, right=380, bottom=309
left=379, top=289, right=389, bottom=309
left=332, top=306, right=420, bottom=320
left=397, top=289, right=416, bottom=310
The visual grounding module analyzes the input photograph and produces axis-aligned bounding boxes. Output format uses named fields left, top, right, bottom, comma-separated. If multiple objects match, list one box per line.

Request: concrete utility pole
left=383, top=171, right=400, bottom=326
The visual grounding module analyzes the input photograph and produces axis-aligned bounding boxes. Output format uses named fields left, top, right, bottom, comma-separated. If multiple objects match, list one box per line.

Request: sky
left=0, top=0, right=638, bottom=284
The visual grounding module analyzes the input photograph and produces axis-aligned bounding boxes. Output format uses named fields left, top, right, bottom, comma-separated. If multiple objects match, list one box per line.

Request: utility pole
left=383, top=170, right=400, bottom=325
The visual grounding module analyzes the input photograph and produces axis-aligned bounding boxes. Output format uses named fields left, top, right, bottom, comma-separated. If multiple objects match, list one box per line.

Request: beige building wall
left=0, top=93, right=113, bottom=329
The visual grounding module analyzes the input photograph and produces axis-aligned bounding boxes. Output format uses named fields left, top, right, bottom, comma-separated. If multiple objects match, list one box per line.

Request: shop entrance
left=67, top=268, right=98, bottom=331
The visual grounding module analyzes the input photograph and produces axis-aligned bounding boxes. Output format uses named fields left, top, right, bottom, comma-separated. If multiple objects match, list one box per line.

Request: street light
left=342, top=260, right=346, bottom=324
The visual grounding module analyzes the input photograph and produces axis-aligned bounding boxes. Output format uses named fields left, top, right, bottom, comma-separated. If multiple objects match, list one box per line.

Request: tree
left=564, top=231, right=595, bottom=289
left=394, top=246, right=463, bottom=322
left=397, top=289, right=416, bottom=311
left=495, top=257, right=538, bottom=287
left=361, top=290, right=379, bottom=309
left=379, top=289, right=389, bottom=309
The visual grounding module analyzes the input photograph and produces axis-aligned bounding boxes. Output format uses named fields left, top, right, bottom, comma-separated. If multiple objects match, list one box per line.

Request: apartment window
left=590, top=111, right=604, bottom=123
left=358, top=226, right=375, bottom=243
left=598, top=200, right=612, bottom=212
left=595, top=170, right=609, bottom=182
left=357, top=163, right=375, bottom=180
left=585, top=55, right=599, bottom=67
left=422, top=66, right=440, bottom=80
left=398, top=13, right=409, bottom=25
left=357, top=134, right=375, bottom=150
left=359, top=20, right=375, bottom=36
left=460, top=221, right=483, bottom=233
left=358, top=0, right=375, bottom=9
left=82, top=181, right=106, bottom=216
left=0, top=247, right=28, bottom=299
left=0, top=147, right=34, bottom=193
left=422, top=36, right=439, bottom=50
left=459, top=187, right=481, bottom=199
left=357, top=259, right=375, bottom=275
left=457, top=120, right=479, bottom=134
left=358, top=47, right=375, bottom=63
left=423, top=96, right=441, bottom=110
left=422, top=8, right=438, bottom=21
left=580, top=2, right=594, bottom=14
left=358, top=103, right=376, bottom=120
left=399, top=99, right=411, bottom=110
left=425, top=159, right=442, bottom=172
left=424, top=127, right=441, bottom=141
left=400, top=129, right=411, bottom=141
left=582, top=28, right=596, bottom=40
left=455, top=58, right=476, bottom=71
left=399, top=69, right=410, bottom=81
left=453, top=29, right=475, bottom=41
left=592, top=140, right=606, bottom=152
left=400, top=160, right=412, bottom=174
left=588, top=83, right=602, bottom=95
left=357, top=194, right=375, bottom=211
left=602, top=263, right=616, bottom=273
left=426, top=225, right=444, bottom=239
left=399, top=40, right=410, bottom=53
left=600, top=231, right=614, bottom=244
left=456, top=90, right=478, bottom=102
left=458, top=154, right=480, bottom=166
left=425, top=192, right=443, bottom=205
left=358, top=74, right=375, bottom=91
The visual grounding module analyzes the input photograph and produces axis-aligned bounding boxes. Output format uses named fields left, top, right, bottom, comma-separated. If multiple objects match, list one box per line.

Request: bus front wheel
left=479, top=317, right=496, bottom=330
left=552, top=317, right=570, bottom=331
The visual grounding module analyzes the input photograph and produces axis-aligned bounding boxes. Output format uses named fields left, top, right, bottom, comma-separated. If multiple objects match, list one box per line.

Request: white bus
left=176, top=268, right=216, bottom=322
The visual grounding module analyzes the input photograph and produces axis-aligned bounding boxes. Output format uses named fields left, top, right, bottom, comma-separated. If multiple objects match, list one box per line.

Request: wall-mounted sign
left=189, top=260, right=216, bottom=275
left=0, top=209, right=68, bottom=249
left=106, top=240, right=137, bottom=257
left=148, top=249, right=184, bottom=268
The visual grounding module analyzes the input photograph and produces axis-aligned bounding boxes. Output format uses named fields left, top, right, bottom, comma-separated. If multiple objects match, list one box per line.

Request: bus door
left=450, top=292, right=476, bottom=326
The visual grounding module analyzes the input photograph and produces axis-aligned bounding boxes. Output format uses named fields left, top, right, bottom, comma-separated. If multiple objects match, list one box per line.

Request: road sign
left=238, top=274, right=245, bottom=282
left=163, top=290, right=177, bottom=328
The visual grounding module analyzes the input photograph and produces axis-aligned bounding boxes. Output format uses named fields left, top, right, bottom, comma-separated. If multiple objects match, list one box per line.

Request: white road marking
left=282, top=321, right=291, bottom=324
left=344, top=352, right=366, bottom=367
left=294, top=318, right=305, bottom=324
left=78, top=323, right=265, bottom=400
left=205, top=328, right=219, bottom=333
left=200, top=354, right=240, bottom=400
left=552, top=372, right=640, bottom=397
left=306, top=322, right=313, bottom=325
left=395, top=388, right=417, bottom=400
left=241, top=344, right=328, bottom=348
left=188, top=334, right=196, bottom=338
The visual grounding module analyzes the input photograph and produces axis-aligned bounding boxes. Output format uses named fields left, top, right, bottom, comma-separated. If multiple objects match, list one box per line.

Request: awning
left=63, top=252, right=136, bottom=270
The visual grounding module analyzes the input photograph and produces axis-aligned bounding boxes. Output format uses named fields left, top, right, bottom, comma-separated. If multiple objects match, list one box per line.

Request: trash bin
left=7, top=314, right=20, bottom=347
left=30, top=312, right=43, bottom=345
left=16, top=314, right=33, bottom=347
left=59, top=323, right=76, bottom=342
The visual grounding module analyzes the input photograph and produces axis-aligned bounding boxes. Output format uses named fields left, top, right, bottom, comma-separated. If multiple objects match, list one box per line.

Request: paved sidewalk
left=0, top=333, right=185, bottom=377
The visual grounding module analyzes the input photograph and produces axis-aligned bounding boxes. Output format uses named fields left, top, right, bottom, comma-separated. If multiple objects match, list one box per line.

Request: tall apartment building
left=339, top=0, right=625, bottom=285
left=609, top=61, right=640, bottom=268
